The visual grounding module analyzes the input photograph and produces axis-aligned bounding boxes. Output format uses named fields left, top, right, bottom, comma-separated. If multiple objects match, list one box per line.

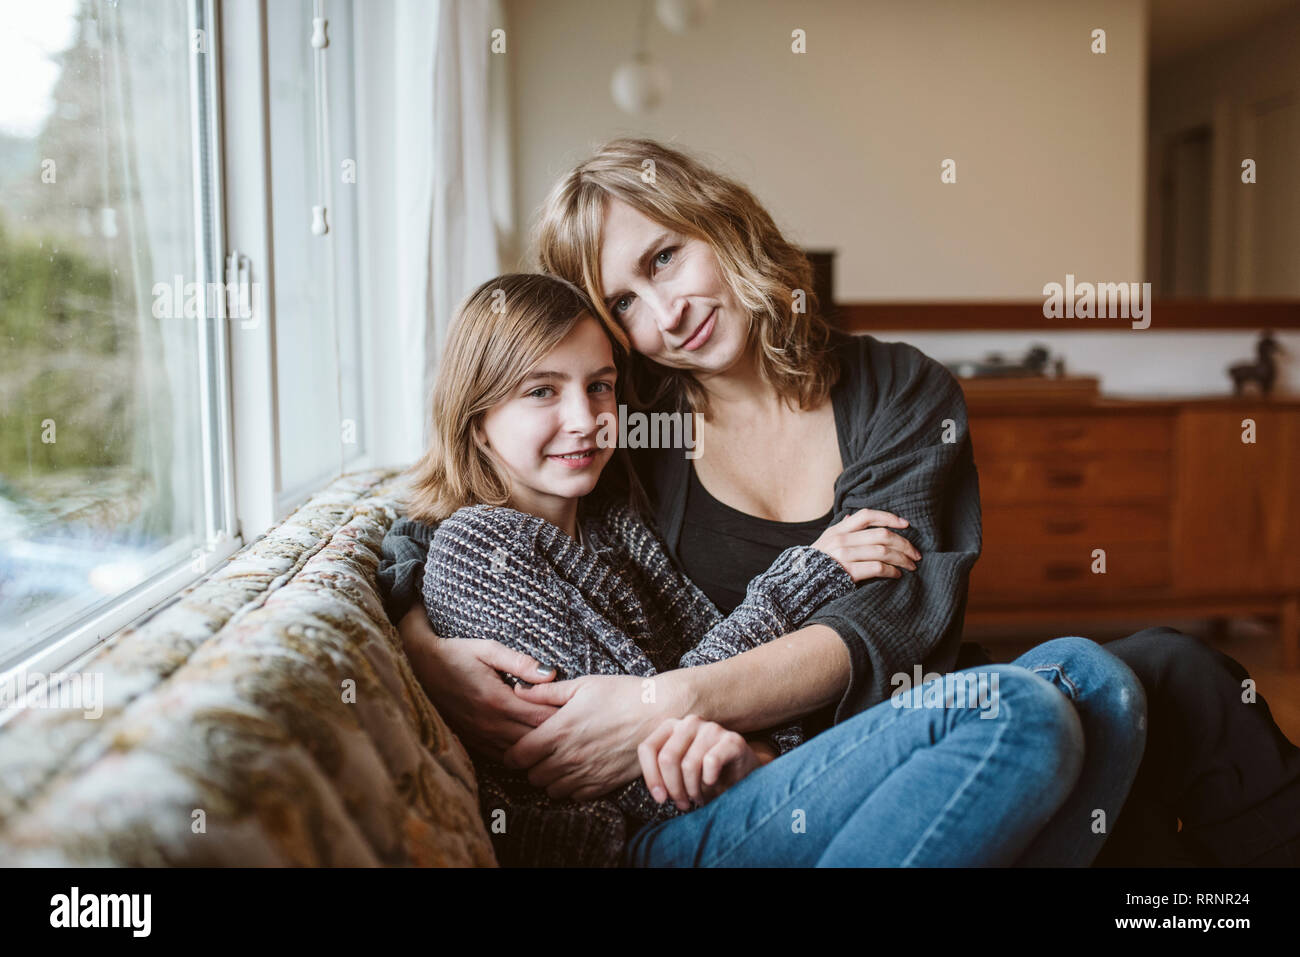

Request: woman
left=403, top=271, right=1143, bottom=867
left=384, top=138, right=1299, bottom=866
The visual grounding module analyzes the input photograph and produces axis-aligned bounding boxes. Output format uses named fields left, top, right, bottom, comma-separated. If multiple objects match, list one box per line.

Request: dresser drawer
left=971, top=542, right=1171, bottom=600
left=970, top=415, right=1173, bottom=456
left=983, top=503, right=1170, bottom=545
left=979, top=454, right=1171, bottom=505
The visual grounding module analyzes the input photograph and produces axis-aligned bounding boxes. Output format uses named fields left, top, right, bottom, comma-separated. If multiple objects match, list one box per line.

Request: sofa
left=0, top=469, right=497, bottom=866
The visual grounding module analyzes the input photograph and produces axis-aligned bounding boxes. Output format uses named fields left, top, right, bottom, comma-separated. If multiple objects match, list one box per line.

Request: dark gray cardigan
left=630, top=329, right=984, bottom=723
left=421, top=494, right=855, bottom=866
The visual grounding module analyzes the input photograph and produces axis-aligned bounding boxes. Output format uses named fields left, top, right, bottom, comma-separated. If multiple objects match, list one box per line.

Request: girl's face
left=477, top=315, right=618, bottom=518
left=597, top=198, right=748, bottom=376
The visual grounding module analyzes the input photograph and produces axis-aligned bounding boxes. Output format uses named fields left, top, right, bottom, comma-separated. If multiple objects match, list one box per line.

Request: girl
left=403, top=272, right=1144, bottom=867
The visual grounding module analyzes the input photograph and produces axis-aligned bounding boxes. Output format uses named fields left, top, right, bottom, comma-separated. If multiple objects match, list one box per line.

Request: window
left=0, top=0, right=377, bottom=691
left=0, top=0, right=235, bottom=674
left=267, top=0, right=367, bottom=513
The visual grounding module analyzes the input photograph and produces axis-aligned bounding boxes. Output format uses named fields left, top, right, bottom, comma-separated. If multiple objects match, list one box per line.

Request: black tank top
left=679, top=461, right=838, bottom=736
left=679, top=460, right=834, bottom=616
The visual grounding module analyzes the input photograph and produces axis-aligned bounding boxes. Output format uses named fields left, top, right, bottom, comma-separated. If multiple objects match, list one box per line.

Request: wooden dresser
left=961, top=381, right=1300, bottom=667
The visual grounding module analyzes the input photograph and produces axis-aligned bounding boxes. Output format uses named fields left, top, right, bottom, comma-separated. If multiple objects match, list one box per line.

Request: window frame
left=0, top=0, right=243, bottom=719
left=225, top=0, right=378, bottom=528
left=2, top=0, right=380, bottom=714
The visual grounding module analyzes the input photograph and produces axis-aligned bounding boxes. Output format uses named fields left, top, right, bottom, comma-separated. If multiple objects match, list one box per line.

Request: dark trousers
left=1087, top=626, right=1300, bottom=866
left=960, top=626, right=1300, bottom=866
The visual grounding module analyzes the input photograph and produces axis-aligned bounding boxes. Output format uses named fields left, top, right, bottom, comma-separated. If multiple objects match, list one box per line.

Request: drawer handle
left=1047, top=426, right=1088, bottom=442
left=1044, top=563, right=1084, bottom=581
left=1044, top=469, right=1085, bottom=488
left=1043, top=519, right=1086, bottom=535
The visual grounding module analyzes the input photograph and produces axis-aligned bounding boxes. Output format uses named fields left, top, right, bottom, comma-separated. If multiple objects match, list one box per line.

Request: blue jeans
left=625, top=637, right=1147, bottom=866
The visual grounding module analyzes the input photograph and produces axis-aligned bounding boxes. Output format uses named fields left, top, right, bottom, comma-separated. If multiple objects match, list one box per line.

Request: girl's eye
left=590, top=381, right=613, bottom=394
left=613, top=295, right=632, bottom=315
left=528, top=386, right=553, bottom=399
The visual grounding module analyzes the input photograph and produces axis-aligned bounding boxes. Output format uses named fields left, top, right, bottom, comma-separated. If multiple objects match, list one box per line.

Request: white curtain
left=103, top=0, right=205, bottom=546
left=357, top=0, right=511, bottom=470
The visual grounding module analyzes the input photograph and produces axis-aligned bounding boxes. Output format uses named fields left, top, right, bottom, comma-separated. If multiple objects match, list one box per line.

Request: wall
left=505, top=0, right=1147, bottom=298
left=503, top=0, right=1300, bottom=396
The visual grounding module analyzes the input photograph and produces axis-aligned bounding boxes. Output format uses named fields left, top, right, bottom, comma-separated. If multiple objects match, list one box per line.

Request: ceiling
left=1150, top=0, right=1300, bottom=65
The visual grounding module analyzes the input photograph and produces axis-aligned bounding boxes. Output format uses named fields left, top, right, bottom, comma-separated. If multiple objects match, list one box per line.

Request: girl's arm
left=668, top=342, right=982, bottom=731
left=423, top=508, right=679, bottom=834
left=509, top=344, right=980, bottom=798
left=586, top=503, right=856, bottom=755
left=600, top=502, right=855, bottom=670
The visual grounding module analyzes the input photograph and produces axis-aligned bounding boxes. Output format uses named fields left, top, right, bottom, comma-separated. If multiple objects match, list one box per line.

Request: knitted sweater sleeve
left=600, top=505, right=856, bottom=670
left=377, top=516, right=437, bottom=626
left=603, top=505, right=855, bottom=755
left=421, top=506, right=681, bottom=867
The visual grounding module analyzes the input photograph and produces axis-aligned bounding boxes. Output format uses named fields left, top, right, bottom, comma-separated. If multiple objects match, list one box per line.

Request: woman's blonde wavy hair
left=533, top=137, right=841, bottom=418
left=399, top=273, right=649, bottom=524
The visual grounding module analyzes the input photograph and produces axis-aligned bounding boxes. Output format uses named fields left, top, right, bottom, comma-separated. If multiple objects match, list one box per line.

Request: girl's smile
left=548, top=449, right=598, bottom=468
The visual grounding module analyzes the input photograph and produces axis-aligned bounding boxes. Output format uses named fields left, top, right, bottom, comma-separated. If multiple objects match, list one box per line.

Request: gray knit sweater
left=421, top=491, right=855, bottom=867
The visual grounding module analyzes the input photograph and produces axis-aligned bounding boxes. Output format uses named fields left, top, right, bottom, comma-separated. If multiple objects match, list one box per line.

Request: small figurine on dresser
left=1228, top=331, right=1288, bottom=396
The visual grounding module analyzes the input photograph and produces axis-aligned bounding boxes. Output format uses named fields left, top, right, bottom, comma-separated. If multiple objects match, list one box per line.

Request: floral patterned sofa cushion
left=0, top=469, right=497, bottom=866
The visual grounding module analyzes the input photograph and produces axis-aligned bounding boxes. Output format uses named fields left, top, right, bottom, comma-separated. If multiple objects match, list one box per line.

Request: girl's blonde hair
left=400, top=273, right=649, bottom=524
left=532, top=137, right=841, bottom=418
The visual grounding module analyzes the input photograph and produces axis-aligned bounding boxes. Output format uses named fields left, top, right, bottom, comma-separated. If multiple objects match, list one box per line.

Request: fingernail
left=536, top=663, right=555, bottom=676
left=652, top=786, right=666, bottom=803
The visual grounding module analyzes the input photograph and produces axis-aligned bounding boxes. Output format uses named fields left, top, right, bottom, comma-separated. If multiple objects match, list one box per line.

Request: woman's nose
left=645, top=286, right=687, bottom=335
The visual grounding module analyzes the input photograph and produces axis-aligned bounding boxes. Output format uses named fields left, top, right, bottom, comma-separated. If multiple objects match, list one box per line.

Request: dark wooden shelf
left=834, top=299, right=1300, bottom=331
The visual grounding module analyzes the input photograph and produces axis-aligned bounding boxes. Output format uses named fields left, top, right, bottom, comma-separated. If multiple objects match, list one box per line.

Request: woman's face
left=597, top=198, right=748, bottom=375
left=477, top=315, right=618, bottom=517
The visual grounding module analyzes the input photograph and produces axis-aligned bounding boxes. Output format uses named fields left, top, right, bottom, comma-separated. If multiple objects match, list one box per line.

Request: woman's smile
left=680, top=308, right=717, bottom=352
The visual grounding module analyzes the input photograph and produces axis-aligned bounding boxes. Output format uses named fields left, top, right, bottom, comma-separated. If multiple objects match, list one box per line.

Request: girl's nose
left=560, top=388, right=601, bottom=432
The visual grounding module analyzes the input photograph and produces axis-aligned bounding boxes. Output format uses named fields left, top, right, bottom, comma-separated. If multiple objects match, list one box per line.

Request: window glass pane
left=0, top=0, right=207, bottom=667
left=267, top=0, right=365, bottom=504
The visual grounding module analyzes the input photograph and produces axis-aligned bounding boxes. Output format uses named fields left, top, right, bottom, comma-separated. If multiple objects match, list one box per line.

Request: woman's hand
left=507, top=673, right=683, bottom=800
left=811, top=507, right=921, bottom=583
left=639, top=715, right=763, bottom=811
left=397, top=605, right=559, bottom=762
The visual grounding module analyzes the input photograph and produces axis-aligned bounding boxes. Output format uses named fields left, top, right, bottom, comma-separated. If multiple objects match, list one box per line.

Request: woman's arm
left=676, top=344, right=980, bottom=730
left=509, top=344, right=980, bottom=794
left=800, top=344, right=981, bottom=725
left=382, top=518, right=561, bottom=762
left=599, top=499, right=855, bottom=670
left=378, top=516, right=439, bottom=626
left=423, top=509, right=676, bottom=825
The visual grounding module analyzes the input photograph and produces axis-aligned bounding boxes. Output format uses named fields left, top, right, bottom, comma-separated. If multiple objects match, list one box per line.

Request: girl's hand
left=811, top=507, right=921, bottom=583
left=397, top=605, right=559, bottom=762
left=638, top=715, right=763, bottom=811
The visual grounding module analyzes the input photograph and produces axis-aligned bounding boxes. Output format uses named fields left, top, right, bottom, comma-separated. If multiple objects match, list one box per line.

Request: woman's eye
left=528, top=386, right=553, bottom=398
left=654, top=247, right=676, bottom=267
left=613, top=296, right=632, bottom=314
